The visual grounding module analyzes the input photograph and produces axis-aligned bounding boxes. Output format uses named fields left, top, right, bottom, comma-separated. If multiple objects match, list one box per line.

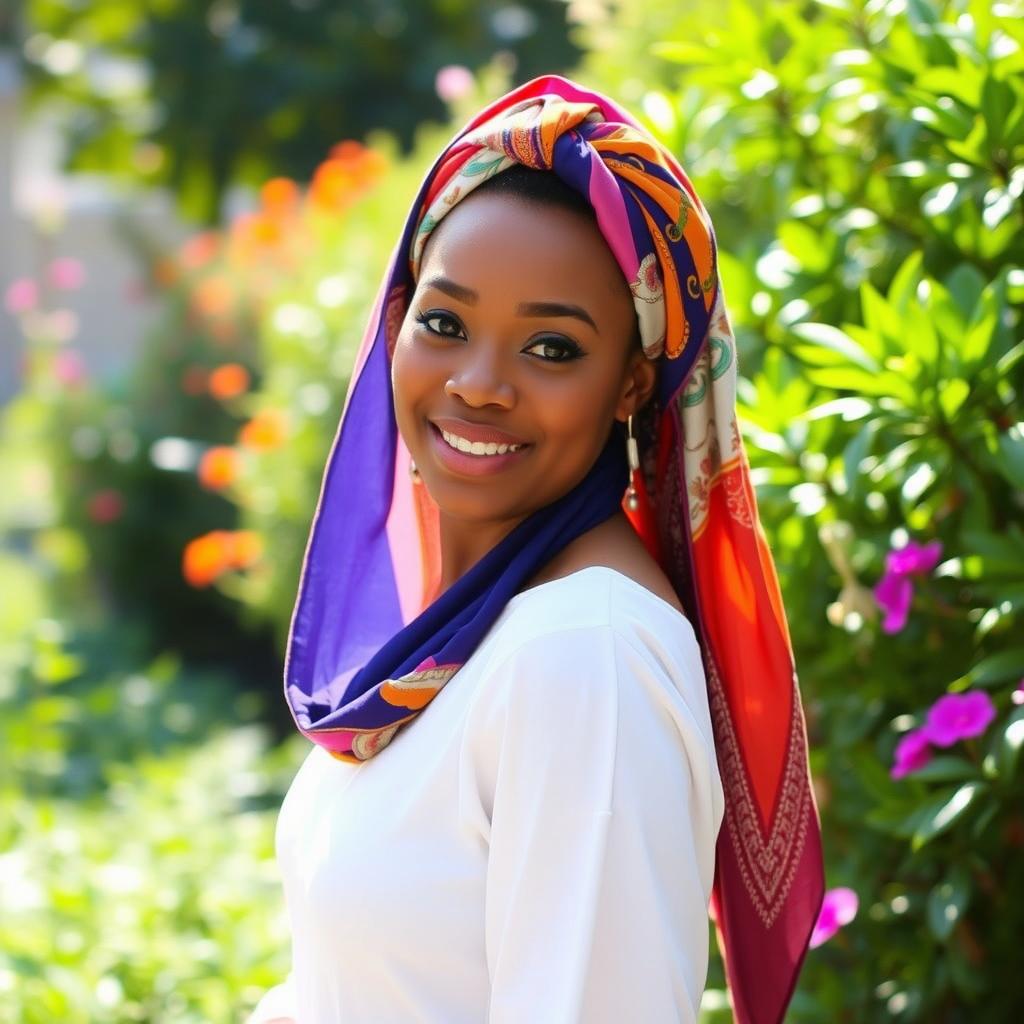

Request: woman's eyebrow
left=516, top=300, right=597, bottom=332
left=422, top=276, right=598, bottom=332
left=422, top=276, right=477, bottom=304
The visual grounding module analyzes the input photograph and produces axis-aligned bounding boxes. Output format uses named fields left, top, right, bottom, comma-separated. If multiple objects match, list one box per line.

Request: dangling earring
left=625, top=414, right=640, bottom=512
left=409, top=458, right=422, bottom=484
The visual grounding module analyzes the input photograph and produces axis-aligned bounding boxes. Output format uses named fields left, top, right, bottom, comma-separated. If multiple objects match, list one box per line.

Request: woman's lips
left=427, top=422, right=532, bottom=477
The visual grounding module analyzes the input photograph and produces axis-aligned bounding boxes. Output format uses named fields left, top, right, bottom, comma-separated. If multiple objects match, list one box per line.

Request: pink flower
left=874, top=538, right=943, bottom=634
left=435, top=65, right=474, bottom=103
left=922, top=690, right=997, bottom=747
left=1012, top=680, right=1024, bottom=707
left=891, top=727, right=932, bottom=779
left=4, top=277, right=38, bottom=315
left=53, top=349, right=87, bottom=387
left=809, top=886, right=858, bottom=948
left=46, top=257, right=85, bottom=290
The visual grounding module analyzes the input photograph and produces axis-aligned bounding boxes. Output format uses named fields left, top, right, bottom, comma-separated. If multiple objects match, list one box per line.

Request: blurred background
left=2, top=0, right=1023, bottom=1021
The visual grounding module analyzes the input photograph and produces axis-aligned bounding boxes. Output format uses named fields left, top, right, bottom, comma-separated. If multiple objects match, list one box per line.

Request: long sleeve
left=459, top=619, right=724, bottom=1024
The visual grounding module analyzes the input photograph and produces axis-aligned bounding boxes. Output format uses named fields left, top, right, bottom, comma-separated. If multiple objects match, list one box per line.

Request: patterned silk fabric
left=283, top=75, right=824, bottom=1024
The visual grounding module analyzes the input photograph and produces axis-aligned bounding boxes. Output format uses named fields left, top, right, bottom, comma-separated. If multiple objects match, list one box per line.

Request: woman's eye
left=524, top=337, right=585, bottom=363
left=414, top=310, right=464, bottom=338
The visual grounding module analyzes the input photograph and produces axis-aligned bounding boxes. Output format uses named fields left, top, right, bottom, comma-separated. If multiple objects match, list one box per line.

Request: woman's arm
left=463, top=623, right=723, bottom=1024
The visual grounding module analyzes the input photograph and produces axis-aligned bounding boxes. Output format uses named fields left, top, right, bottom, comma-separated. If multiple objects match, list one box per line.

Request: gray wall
left=1, top=49, right=193, bottom=406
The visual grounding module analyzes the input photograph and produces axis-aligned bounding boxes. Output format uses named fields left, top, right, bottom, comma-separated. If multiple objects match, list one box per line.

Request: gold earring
left=625, top=414, right=640, bottom=512
left=409, top=458, right=422, bottom=484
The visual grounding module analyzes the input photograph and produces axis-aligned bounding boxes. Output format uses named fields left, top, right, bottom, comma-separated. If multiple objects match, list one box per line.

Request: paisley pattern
left=282, top=75, right=823, bottom=1024
left=409, top=93, right=715, bottom=369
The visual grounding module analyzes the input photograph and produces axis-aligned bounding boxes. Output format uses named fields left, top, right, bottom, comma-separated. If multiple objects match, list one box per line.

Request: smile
left=439, top=428, right=525, bottom=456
left=427, top=422, right=532, bottom=477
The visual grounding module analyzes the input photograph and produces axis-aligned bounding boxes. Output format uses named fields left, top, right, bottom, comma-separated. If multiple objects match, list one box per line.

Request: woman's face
left=391, top=188, right=654, bottom=528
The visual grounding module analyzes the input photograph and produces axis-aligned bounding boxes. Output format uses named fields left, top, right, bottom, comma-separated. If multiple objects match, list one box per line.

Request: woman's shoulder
left=467, top=565, right=716, bottom=770
left=482, top=564, right=702, bottom=694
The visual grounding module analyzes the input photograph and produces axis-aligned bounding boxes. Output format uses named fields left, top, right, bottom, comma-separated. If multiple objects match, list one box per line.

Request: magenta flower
left=922, top=690, right=997, bottom=747
left=885, top=539, right=942, bottom=576
left=1012, top=680, right=1024, bottom=707
left=874, top=571, right=913, bottom=632
left=891, top=727, right=932, bottom=779
left=47, top=257, right=85, bottom=290
left=4, top=277, right=38, bottom=315
left=874, top=538, right=943, bottom=633
left=809, top=886, right=859, bottom=948
left=435, top=64, right=474, bottom=103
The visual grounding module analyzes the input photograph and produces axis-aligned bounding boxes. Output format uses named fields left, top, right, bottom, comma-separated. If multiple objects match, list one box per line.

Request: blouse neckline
left=506, top=564, right=691, bottom=625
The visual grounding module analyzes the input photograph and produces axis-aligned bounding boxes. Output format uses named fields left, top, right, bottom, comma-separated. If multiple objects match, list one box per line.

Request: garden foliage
left=3, top=0, right=1024, bottom=1021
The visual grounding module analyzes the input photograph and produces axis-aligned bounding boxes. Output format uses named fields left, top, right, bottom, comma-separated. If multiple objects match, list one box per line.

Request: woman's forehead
left=416, top=190, right=632, bottom=311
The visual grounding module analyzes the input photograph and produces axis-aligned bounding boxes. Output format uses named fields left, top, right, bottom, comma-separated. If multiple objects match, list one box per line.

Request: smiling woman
left=392, top=165, right=654, bottom=587
left=250, top=75, right=823, bottom=1024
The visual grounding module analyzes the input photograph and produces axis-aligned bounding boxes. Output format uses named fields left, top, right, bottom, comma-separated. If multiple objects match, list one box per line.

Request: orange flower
left=340, top=142, right=388, bottom=183
left=231, top=211, right=283, bottom=252
left=192, top=274, right=234, bottom=318
left=198, top=446, right=242, bottom=490
left=183, top=530, right=234, bottom=587
left=207, top=362, right=250, bottom=400
left=329, top=139, right=367, bottom=162
left=309, top=158, right=359, bottom=212
left=309, top=141, right=387, bottom=211
left=238, top=408, right=288, bottom=451
left=182, top=529, right=263, bottom=587
left=261, top=177, right=300, bottom=215
left=231, top=529, right=263, bottom=568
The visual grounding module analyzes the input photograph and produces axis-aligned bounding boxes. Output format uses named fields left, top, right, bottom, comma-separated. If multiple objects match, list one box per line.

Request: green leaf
left=944, top=263, right=987, bottom=319
left=995, top=425, right=1024, bottom=490
left=791, top=322, right=880, bottom=372
left=32, top=650, right=84, bottom=685
left=960, top=278, right=1005, bottom=369
left=995, top=340, right=1024, bottom=377
left=650, top=41, right=715, bottom=65
left=805, top=366, right=918, bottom=405
left=779, top=221, right=833, bottom=273
left=843, top=417, right=879, bottom=495
left=965, top=647, right=1024, bottom=687
left=999, top=708, right=1024, bottom=780
left=938, top=379, right=971, bottom=419
left=981, top=73, right=1015, bottom=149
left=927, top=863, right=972, bottom=941
left=889, top=251, right=924, bottom=313
left=916, top=65, right=983, bottom=109
left=911, top=782, right=985, bottom=851
left=908, top=755, right=979, bottom=783
left=802, top=396, right=875, bottom=422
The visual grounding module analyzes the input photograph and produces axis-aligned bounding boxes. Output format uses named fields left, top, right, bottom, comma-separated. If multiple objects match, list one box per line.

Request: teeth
left=440, top=429, right=523, bottom=456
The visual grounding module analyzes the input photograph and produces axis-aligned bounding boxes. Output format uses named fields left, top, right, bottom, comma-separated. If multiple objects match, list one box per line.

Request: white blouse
left=248, top=565, right=724, bottom=1024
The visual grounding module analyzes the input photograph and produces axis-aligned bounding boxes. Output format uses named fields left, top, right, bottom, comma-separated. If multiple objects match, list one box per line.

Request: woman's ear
left=616, top=351, right=657, bottom=421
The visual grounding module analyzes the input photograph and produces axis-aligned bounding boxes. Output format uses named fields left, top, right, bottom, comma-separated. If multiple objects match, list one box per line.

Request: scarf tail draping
left=283, top=74, right=824, bottom=1023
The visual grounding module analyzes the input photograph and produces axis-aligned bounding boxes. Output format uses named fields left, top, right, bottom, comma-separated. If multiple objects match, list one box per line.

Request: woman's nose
left=443, top=349, right=515, bottom=408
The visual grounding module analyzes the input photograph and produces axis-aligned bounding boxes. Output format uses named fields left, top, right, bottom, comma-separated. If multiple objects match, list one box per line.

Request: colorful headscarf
left=283, top=74, right=824, bottom=1024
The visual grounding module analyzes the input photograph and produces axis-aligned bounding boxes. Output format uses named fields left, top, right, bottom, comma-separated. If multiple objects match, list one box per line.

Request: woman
left=248, top=75, right=823, bottom=1024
